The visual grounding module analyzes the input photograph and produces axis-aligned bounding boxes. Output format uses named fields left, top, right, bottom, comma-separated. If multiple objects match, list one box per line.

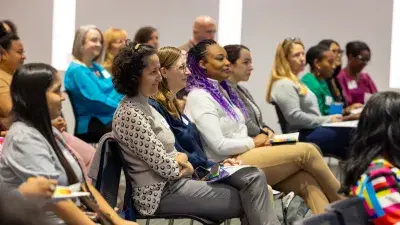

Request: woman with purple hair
left=184, top=39, right=343, bottom=214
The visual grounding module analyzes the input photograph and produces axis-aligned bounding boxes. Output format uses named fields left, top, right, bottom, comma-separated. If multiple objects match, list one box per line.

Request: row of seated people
left=0, top=18, right=397, bottom=224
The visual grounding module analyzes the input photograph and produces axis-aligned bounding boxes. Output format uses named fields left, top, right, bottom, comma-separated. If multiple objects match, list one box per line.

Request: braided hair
left=186, top=39, right=247, bottom=120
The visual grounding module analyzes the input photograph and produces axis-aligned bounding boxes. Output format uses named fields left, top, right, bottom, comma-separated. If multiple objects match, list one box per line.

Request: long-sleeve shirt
left=149, top=98, right=215, bottom=169
left=0, top=121, right=84, bottom=224
left=113, top=94, right=180, bottom=215
left=64, top=61, right=123, bottom=134
left=336, top=70, right=378, bottom=105
left=227, top=81, right=274, bottom=137
left=270, top=78, right=331, bottom=132
left=301, top=72, right=334, bottom=116
left=351, top=157, right=400, bottom=224
left=184, top=82, right=254, bottom=162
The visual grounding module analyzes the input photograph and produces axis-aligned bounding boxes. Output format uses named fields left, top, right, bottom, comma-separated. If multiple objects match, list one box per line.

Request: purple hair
left=186, top=39, right=248, bottom=120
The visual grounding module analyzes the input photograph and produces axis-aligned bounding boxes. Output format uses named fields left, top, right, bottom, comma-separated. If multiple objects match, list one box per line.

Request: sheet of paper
left=322, top=120, right=358, bottom=128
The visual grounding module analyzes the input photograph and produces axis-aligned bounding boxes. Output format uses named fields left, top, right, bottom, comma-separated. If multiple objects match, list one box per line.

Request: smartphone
left=209, top=164, right=220, bottom=178
left=193, top=166, right=210, bottom=180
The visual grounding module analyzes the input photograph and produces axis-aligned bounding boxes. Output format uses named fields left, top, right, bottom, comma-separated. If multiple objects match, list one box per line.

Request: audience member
left=337, top=41, right=377, bottom=105
left=134, top=26, right=159, bottom=50
left=266, top=38, right=353, bottom=159
left=103, top=28, right=128, bottom=74
left=0, top=23, right=25, bottom=129
left=302, top=45, right=362, bottom=117
left=111, top=41, right=278, bottom=224
left=224, top=44, right=274, bottom=138
left=0, top=63, right=137, bottom=225
left=341, top=91, right=400, bottom=224
left=318, top=39, right=345, bottom=104
left=179, top=16, right=216, bottom=52
left=1, top=20, right=18, bottom=34
left=184, top=39, right=342, bottom=214
left=64, top=25, right=123, bottom=143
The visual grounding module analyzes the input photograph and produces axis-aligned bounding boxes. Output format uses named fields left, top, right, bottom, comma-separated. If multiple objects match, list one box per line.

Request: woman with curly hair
left=110, top=41, right=279, bottom=225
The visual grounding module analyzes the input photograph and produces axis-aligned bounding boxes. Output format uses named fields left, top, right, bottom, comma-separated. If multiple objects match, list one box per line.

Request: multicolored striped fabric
left=351, top=157, right=400, bottom=225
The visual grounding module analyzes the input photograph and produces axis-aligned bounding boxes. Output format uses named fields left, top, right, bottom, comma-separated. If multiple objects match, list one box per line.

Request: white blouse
left=184, top=85, right=254, bottom=162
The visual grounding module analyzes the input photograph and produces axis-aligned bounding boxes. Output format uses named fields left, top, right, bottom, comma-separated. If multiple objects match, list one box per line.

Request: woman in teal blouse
left=64, top=25, right=122, bottom=143
left=302, top=45, right=361, bottom=117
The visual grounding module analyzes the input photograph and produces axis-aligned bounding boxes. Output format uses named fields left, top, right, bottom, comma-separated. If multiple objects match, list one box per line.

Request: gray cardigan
left=270, top=78, right=331, bottom=132
left=228, top=81, right=272, bottom=137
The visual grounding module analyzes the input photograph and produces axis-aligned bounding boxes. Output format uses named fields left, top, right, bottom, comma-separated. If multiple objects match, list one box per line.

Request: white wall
left=241, top=0, right=393, bottom=132
left=0, top=0, right=54, bottom=64
left=75, top=0, right=219, bottom=47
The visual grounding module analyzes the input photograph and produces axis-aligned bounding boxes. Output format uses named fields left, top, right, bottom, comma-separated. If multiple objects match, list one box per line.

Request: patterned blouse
left=113, top=94, right=180, bottom=215
left=351, top=157, right=400, bottom=224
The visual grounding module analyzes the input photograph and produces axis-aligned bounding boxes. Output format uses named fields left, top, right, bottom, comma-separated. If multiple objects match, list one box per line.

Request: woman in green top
left=302, top=45, right=361, bottom=118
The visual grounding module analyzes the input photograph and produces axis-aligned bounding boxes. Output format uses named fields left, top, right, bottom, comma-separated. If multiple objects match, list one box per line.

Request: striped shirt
left=351, top=157, right=400, bottom=224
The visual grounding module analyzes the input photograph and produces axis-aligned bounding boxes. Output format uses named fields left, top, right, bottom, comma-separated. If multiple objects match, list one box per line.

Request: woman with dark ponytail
left=341, top=91, right=400, bottom=224
left=0, top=63, right=137, bottom=225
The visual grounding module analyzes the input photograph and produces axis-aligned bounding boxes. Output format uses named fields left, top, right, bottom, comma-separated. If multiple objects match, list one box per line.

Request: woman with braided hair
left=184, top=39, right=343, bottom=214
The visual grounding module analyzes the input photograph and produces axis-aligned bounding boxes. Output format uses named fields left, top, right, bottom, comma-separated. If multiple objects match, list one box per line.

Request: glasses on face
left=331, top=49, right=344, bottom=55
left=171, top=64, right=187, bottom=73
left=356, top=55, right=370, bottom=64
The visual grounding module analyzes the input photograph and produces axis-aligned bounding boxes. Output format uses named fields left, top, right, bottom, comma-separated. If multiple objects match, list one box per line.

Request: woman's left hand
left=262, top=127, right=274, bottom=139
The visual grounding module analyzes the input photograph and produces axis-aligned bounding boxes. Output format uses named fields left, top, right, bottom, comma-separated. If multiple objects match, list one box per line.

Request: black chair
left=65, top=90, right=79, bottom=136
left=95, top=137, right=225, bottom=225
left=272, top=102, right=289, bottom=134
left=293, top=212, right=342, bottom=225
left=325, top=197, right=371, bottom=225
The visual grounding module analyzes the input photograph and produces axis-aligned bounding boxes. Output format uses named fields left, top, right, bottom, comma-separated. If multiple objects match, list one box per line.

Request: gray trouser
left=155, top=167, right=280, bottom=225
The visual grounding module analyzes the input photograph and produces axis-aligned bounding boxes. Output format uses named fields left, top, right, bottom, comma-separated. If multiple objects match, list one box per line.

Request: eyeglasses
left=331, top=49, right=344, bottom=54
left=171, top=64, right=188, bottom=73
left=282, top=37, right=301, bottom=47
left=356, top=55, right=370, bottom=64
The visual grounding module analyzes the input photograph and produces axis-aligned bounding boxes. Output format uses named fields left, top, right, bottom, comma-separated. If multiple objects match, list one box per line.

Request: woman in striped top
left=341, top=91, right=400, bottom=224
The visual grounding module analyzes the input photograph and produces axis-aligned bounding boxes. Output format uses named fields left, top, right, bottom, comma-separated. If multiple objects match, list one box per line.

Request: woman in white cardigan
left=184, top=40, right=342, bottom=214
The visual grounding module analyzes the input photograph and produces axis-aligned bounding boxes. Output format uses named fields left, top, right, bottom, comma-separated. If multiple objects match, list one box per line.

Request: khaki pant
left=237, top=142, right=341, bottom=214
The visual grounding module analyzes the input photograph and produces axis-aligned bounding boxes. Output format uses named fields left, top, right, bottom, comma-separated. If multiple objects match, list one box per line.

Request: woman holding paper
left=266, top=38, right=352, bottom=160
left=301, top=45, right=362, bottom=118
left=111, top=42, right=279, bottom=225
left=337, top=41, right=377, bottom=106
left=0, top=63, right=137, bottom=225
left=184, top=40, right=342, bottom=214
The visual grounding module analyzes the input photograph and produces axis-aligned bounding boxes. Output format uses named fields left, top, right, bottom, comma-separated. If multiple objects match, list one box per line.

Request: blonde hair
left=71, top=25, right=104, bottom=63
left=153, top=46, right=183, bottom=118
left=266, top=39, right=307, bottom=102
left=103, top=28, right=128, bottom=72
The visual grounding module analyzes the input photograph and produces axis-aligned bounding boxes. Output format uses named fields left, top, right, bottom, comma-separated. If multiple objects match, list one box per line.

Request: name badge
left=182, top=117, right=189, bottom=125
left=347, top=80, right=358, bottom=90
left=325, top=96, right=333, bottom=105
left=160, top=118, right=170, bottom=129
left=102, top=70, right=112, bottom=79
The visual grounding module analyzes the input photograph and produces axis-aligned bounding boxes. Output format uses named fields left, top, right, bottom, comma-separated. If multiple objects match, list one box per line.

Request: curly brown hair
left=112, top=41, right=156, bottom=97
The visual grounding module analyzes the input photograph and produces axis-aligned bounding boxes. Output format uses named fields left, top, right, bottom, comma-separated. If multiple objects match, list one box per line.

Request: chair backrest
left=293, top=212, right=342, bottom=225
left=272, top=102, right=289, bottom=134
left=65, top=90, right=79, bottom=135
left=325, top=197, right=370, bottom=225
left=95, top=137, right=123, bottom=208
left=95, top=136, right=136, bottom=220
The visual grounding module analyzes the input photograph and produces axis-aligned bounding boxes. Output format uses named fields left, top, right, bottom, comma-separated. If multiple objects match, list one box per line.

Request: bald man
left=179, top=16, right=217, bottom=52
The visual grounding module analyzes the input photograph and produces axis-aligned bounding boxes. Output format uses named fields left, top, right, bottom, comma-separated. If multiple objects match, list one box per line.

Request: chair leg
left=224, top=219, right=231, bottom=225
left=145, top=219, right=150, bottom=225
left=168, top=219, right=174, bottom=225
left=190, top=219, right=194, bottom=225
